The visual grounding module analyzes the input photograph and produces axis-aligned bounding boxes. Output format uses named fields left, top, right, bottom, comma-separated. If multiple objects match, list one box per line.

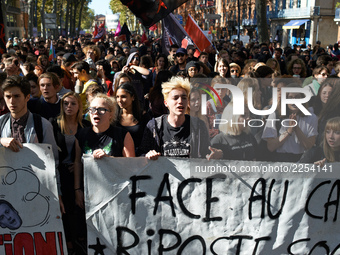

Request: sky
left=89, top=0, right=113, bottom=16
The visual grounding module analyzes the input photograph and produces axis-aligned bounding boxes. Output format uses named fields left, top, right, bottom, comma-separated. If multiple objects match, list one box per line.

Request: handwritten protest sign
left=84, top=156, right=340, bottom=254
left=0, top=144, right=66, bottom=255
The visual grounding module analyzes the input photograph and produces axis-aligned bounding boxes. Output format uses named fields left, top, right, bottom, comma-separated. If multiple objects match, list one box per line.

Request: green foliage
left=336, top=1, right=340, bottom=8
left=81, top=8, right=95, bottom=30
left=109, top=0, right=134, bottom=25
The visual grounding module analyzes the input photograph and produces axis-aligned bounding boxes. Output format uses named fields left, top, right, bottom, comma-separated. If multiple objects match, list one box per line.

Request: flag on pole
left=185, top=14, right=212, bottom=52
left=120, top=23, right=131, bottom=42
left=48, top=41, right=55, bottom=62
left=93, top=23, right=98, bottom=37
left=114, top=21, right=121, bottom=36
left=141, top=31, right=148, bottom=43
left=149, top=24, right=157, bottom=31
left=93, top=21, right=106, bottom=42
left=161, top=13, right=189, bottom=55
left=120, top=0, right=189, bottom=28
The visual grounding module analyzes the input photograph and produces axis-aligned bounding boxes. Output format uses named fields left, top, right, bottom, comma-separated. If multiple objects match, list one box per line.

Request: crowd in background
left=1, top=33, right=340, bottom=254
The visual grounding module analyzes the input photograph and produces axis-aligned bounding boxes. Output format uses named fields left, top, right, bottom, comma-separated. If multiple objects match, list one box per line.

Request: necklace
left=66, top=123, right=77, bottom=135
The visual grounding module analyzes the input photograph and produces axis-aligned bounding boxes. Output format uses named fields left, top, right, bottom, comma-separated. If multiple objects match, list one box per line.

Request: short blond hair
left=90, top=93, right=116, bottom=123
left=162, top=76, right=190, bottom=100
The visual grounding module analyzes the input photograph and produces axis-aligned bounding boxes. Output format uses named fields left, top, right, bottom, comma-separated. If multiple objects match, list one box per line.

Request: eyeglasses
left=293, top=67, right=302, bottom=70
left=88, top=107, right=110, bottom=115
left=231, top=69, right=239, bottom=73
left=132, top=57, right=140, bottom=61
left=176, top=53, right=185, bottom=57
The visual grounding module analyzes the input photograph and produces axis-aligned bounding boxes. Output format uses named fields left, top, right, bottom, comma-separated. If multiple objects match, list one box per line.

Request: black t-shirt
left=76, top=125, right=127, bottom=157
left=161, top=115, right=191, bottom=157
left=211, top=132, right=258, bottom=161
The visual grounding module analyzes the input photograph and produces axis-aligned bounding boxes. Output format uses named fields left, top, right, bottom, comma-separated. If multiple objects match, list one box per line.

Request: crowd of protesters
left=1, top=33, right=340, bottom=254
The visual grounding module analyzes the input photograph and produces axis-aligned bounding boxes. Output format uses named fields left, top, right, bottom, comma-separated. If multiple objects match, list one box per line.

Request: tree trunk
left=72, top=0, right=79, bottom=36
left=28, top=0, right=34, bottom=37
left=255, top=0, right=269, bottom=44
left=40, top=0, right=47, bottom=39
left=0, top=0, right=7, bottom=51
left=77, top=0, right=85, bottom=36
left=65, top=0, right=70, bottom=37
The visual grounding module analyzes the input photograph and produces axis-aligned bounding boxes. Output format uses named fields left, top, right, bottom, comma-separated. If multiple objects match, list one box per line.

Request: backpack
left=0, top=113, right=43, bottom=143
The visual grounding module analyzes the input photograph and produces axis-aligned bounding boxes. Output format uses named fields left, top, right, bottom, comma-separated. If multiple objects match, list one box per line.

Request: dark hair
left=274, top=48, right=283, bottom=54
left=116, top=82, right=141, bottom=122
left=170, top=44, right=179, bottom=50
left=155, top=54, right=169, bottom=70
left=71, top=61, right=90, bottom=74
left=316, top=55, right=333, bottom=66
left=95, top=59, right=113, bottom=79
left=25, top=72, right=38, bottom=84
left=311, top=82, right=333, bottom=116
left=2, top=75, right=31, bottom=97
left=46, top=65, right=65, bottom=79
left=313, top=65, right=329, bottom=76
left=255, top=65, right=274, bottom=78
left=140, top=55, right=153, bottom=69
left=216, top=58, right=231, bottom=77
left=149, top=70, right=174, bottom=103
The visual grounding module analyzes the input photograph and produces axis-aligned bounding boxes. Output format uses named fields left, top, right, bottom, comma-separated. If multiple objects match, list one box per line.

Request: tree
left=109, top=0, right=134, bottom=25
left=255, top=0, right=269, bottom=43
left=81, top=9, right=95, bottom=31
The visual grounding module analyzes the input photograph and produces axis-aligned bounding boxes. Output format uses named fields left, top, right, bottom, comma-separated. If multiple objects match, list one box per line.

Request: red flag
left=141, top=32, right=147, bottom=43
left=93, top=23, right=98, bottom=37
left=185, top=14, right=211, bottom=52
left=149, top=24, right=157, bottom=31
left=93, top=21, right=106, bottom=42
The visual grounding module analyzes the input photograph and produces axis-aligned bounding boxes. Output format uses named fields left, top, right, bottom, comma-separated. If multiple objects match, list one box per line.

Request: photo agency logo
left=199, top=82, right=313, bottom=128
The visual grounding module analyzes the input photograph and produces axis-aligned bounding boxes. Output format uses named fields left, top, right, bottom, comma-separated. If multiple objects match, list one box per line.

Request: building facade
left=174, top=0, right=337, bottom=47
left=269, top=0, right=337, bottom=47
left=1, top=0, right=26, bottom=39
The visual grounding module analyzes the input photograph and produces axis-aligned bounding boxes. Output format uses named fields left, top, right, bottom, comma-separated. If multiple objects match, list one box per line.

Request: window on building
left=289, top=0, right=293, bottom=8
left=5, top=0, right=16, bottom=7
left=297, top=0, right=301, bottom=8
left=6, top=14, right=17, bottom=27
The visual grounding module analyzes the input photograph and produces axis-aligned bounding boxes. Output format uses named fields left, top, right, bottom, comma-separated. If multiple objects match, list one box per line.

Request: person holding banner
left=51, top=92, right=90, bottom=254
left=209, top=102, right=257, bottom=161
left=0, top=75, right=63, bottom=211
left=139, top=76, right=211, bottom=159
left=74, top=93, right=135, bottom=208
left=300, top=117, right=340, bottom=166
left=262, top=83, right=318, bottom=162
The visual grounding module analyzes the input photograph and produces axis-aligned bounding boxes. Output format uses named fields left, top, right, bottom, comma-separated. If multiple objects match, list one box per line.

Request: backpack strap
left=32, top=113, right=43, bottom=143
left=0, top=113, right=11, bottom=137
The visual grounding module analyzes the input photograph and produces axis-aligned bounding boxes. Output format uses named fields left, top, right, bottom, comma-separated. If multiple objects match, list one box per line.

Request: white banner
left=106, top=14, right=120, bottom=31
left=0, top=144, right=66, bottom=254
left=84, top=156, right=340, bottom=254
